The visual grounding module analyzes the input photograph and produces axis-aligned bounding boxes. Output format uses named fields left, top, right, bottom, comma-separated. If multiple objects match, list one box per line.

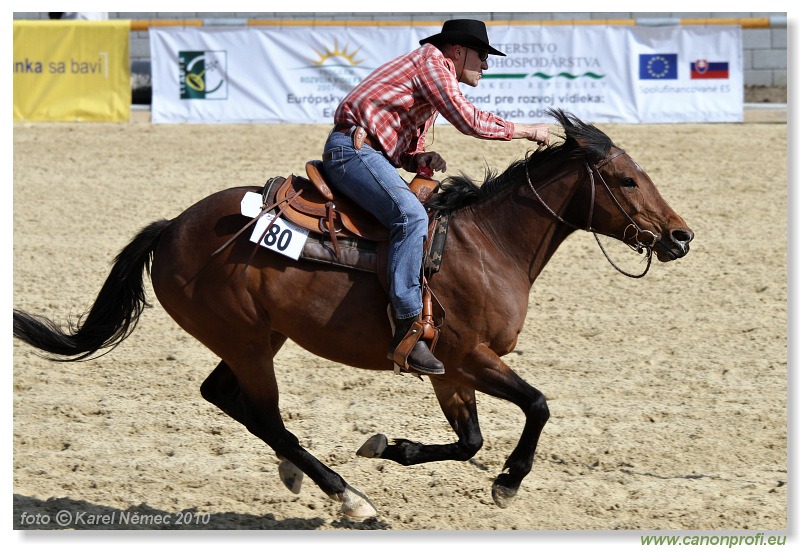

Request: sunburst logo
left=309, top=40, right=364, bottom=67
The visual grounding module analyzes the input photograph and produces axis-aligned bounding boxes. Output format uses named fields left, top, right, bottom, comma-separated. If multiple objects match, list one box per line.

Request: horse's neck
left=457, top=164, right=584, bottom=285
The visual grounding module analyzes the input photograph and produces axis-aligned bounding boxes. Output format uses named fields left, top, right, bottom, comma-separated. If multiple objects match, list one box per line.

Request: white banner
left=150, top=25, right=742, bottom=124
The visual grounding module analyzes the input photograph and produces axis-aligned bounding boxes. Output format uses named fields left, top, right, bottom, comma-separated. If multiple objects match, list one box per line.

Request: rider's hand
left=530, top=125, right=550, bottom=147
left=416, top=151, right=447, bottom=174
left=514, top=124, right=550, bottom=149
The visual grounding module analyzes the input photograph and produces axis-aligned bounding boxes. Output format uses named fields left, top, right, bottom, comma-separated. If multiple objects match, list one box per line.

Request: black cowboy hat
left=420, top=19, right=506, bottom=57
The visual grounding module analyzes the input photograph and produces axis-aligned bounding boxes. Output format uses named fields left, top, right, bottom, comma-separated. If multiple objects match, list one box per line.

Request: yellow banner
left=13, top=21, right=131, bottom=122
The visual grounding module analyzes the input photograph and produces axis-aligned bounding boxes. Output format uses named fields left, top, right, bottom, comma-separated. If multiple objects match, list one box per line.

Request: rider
left=322, top=19, right=551, bottom=375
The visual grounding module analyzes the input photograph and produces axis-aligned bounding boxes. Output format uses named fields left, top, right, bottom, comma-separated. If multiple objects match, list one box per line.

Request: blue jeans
left=322, top=128, right=427, bottom=319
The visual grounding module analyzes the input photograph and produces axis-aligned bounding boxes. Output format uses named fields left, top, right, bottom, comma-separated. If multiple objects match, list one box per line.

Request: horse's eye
left=622, top=177, right=637, bottom=188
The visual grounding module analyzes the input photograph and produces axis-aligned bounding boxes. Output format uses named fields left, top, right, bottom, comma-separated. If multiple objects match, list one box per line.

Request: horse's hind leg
left=202, top=359, right=301, bottom=490
left=201, top=356, right=303, bottom=491
left=200, top=360, right=249, bottom=425
left=201, top=339, right=377, bottom=518
left=358, top=379, right=484, bottom=465
left=200, top=333, right=288, bottom=422
left=202, top=334, right=304, bottom=490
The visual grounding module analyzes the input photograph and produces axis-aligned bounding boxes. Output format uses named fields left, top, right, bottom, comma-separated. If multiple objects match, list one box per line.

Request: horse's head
left=549, top=109, right=694, bottom=263
left=589, top=146, right=694, bottom=262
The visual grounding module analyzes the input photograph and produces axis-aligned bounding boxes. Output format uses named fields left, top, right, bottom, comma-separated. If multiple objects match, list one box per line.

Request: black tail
left=13, top=219, right=171, bottom=361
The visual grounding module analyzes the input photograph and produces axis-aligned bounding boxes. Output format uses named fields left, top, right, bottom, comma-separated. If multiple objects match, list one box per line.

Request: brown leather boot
left=390, top=316, right=445, bottom=375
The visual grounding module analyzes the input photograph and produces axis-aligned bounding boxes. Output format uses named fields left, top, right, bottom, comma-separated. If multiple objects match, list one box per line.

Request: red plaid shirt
left=334, top=44, right=515, bottom=172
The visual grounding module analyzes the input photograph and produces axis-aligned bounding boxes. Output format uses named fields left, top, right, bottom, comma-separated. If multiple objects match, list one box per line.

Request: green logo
left=179, top=50, right=227, bottom=100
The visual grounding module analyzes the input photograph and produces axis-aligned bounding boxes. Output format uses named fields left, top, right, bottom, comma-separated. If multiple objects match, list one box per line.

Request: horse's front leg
left=462, top=343, right=550, bottom=508
left=357, top=380, right=483, bottom=465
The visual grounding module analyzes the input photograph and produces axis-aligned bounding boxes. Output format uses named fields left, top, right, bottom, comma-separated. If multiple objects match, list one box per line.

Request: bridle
left=524, top=148, right=658, bottom=278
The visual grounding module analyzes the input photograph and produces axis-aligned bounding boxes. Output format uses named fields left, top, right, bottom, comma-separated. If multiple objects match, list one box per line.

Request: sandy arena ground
left=11, top=109, right=788, bottom=536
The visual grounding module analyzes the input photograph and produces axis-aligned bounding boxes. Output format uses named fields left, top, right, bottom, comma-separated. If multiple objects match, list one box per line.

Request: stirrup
left=387, top=280, right=442, bottom=375
left=390, top=318, right=443, bottom=375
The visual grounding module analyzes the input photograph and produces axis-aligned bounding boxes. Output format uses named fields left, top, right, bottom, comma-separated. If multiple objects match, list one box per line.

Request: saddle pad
left=301, top=234, right=381, bottom=274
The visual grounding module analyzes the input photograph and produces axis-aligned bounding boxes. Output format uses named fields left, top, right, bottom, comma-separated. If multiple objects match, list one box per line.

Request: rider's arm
left=414, top=50, right=515, bottom=141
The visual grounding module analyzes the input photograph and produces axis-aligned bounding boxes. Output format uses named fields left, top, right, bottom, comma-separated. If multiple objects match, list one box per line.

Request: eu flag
left=639, top=54, right=678, bottom=80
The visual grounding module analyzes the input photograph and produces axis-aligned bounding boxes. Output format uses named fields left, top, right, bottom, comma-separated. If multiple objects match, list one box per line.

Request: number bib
left=249, top=214, right=309, bottom=260
left=241, top=192, right=309, bottom=260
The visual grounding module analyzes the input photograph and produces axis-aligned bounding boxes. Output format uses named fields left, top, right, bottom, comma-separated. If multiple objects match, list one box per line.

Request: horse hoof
left=330, top=484, right=378, bottom=518
left=491, top=480, right=518, bottom=509
left=356, top=434, right=388, bottom=458
left=278, top=459, right=304, bottom=494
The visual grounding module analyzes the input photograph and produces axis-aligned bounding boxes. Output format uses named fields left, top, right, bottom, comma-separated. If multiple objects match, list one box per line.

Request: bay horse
left=13, top=109, right=693, bottom=518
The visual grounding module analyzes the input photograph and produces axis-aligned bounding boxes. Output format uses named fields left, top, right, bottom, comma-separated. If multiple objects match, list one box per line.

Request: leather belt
left=332, top=123, right=383, bottom=153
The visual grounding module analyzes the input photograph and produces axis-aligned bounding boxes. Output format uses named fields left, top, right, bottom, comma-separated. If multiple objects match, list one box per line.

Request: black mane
left=426, top=108, right=615, bottom=212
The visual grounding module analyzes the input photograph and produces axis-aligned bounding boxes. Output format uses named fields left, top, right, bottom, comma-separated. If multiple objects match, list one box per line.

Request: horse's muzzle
left=654, top=227, right=694, bottom=261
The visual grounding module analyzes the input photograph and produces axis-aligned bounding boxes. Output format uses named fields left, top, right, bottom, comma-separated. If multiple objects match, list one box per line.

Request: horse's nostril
left=672, top=228, right=694, bottom=244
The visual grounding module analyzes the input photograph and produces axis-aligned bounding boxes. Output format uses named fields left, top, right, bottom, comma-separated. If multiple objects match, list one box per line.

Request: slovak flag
left=691, top=60, right=729, bottom=79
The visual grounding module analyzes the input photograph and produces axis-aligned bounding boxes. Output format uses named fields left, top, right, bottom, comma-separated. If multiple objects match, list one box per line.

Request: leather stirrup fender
left=321, top=201, right=341, bottom=259
left=420, top=285, right=440, bottom=347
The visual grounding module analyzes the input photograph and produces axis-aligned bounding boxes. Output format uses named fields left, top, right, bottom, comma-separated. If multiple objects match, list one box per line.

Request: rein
left=524, top=148, right=655, bottom=278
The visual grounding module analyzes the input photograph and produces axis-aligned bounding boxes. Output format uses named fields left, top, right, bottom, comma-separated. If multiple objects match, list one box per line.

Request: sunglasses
left=472, top=48, right=489, bottom=62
